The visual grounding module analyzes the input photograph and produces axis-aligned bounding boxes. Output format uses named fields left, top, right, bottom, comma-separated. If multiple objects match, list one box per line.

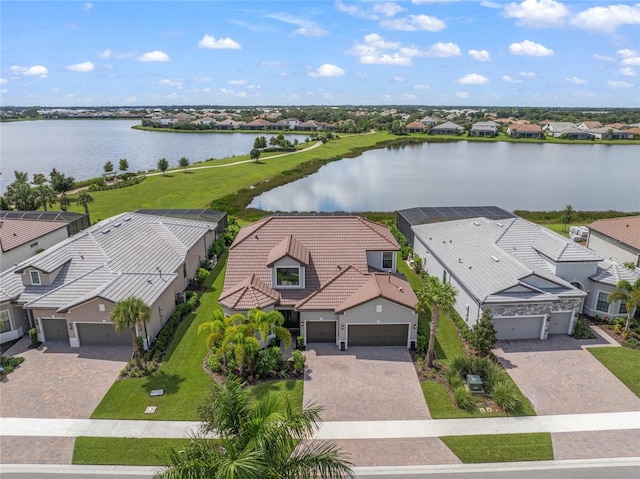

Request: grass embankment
left=442, top=433, right=554, bottom=463
left=588, top=347, right=640, bottom=397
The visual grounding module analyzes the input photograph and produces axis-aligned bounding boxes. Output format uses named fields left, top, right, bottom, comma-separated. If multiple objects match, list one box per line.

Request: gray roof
left=413, top=218, right=589, bottom=304
left=431, top=121, right=463, bottom=131
left=471, top=122, right=497, bottom=130
left=590, top=260, right=640, bottom=287
left=4, top=212, right=219, bottom=311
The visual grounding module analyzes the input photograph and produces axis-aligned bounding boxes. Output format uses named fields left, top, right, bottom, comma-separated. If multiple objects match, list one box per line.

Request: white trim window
left=30, top=271, right=41, bottom=285
left=0, top=310, right=11, bottom=333
left=595, top=292, right=609, bottom=313
left=382, top=251, right=394, bottom=269
left=276, top=267, right=301, bottom=287
left=618, top=302, right=627, bottom=315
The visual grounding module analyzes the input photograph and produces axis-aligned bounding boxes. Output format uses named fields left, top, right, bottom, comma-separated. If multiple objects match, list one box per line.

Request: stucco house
left=406, top=121, right=426, bottom=133
left=506, top=124, right=542, bottom=138
left=240, top=119, right=273, bottom=130
left=587, top=216, right=640, bottom=268
left=542, top=122, right=577, bottom=137
left=587, top=127, right=634, bottom=140
left=219, top=216, right=418, bottom=349
left=0, top=210, right=226, bottom=346
left=469, top=121, right=497, bottom=137
left=430, top=121, right=464, bottom=135
left=403, top=214, right=638, bottom=340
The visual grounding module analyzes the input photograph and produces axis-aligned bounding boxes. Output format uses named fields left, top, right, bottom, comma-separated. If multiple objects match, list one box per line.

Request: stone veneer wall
left=487, top=298, right=582, bottom=317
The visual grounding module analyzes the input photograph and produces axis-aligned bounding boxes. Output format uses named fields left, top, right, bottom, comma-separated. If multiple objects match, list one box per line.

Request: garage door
left=494, top=316, right=542, bottom=340
left=306, top=321, right=336, bottom=343
left=348, top=324, right=408, bottom=346
left=548, top=311, right=573, bottom=335
left=41, top=318, right=70, bottom=342
left=77, top=323, right=131, bottom=346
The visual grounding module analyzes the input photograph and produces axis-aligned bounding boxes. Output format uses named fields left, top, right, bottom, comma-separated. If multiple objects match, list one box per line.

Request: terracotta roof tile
left=0, top=218, right=67, bottom=252
left=218, top=274, right=280, bottom=310
left=336, top=272, right=417, bottom=313
left=589, top=216, right=640, bottom=251
left=266, top=235, right=310, bottom=266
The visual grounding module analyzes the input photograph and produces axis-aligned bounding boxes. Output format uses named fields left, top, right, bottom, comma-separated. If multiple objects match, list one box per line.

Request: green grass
left=249, top=379, right=304, bottom=413
left=73, top=437, right=194, bottom=465
left=441, top=433, right=553, bottom=463
left=91, top=254, right=228, bottom=420
left=588, top=347, right=640, bottom=397
left=543, top=223, right=570, bottom=238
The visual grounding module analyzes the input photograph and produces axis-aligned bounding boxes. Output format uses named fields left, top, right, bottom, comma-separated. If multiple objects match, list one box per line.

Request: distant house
left=542, top=122, right=577, bottom=137
left=214, top=119, right=241, bottom=130
left=588, top=127, right=634, bottom=140
left=240, top=119, right=273, bottom=130
left=604, top=123, right=626, bottom=130
left=469, top=121, right=497, bottom=137
left=577, top=121, right=602, bottom=130
left=296, top=120, right=324, bottom=131
left=587, top=216, right=640, bottom=268
left=405, top=121, right=426, bottom=133
left=430, top=121, right=464, bottom=135
left=507, top=124, right=542, bottom=138
left=272, top=118, right=300, bottom=130
left=419, top=116, right=441, bottom=126
left=557, top=127, right=594, bottom=140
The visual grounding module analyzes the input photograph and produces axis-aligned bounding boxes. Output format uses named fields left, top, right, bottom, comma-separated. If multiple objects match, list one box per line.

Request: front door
left=280, top=310, right=300, bottom=335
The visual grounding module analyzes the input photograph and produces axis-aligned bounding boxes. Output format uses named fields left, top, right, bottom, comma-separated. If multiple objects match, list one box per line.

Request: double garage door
left=305, top=321, right=409, bottom=347
left=77, top=323, right=130, bottom=346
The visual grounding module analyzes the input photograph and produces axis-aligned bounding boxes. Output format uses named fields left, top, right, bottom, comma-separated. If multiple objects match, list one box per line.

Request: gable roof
left=588, top=216, right=640, bottom=251
left=218, top=274, right=280, bottom=310
left=266, top=235, right=310, bottom=266
left=431, top=121, right=463, bottom=131
left=0, top=218, right=67, bottom=252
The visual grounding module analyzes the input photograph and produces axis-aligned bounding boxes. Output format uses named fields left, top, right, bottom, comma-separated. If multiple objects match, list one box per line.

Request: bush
left=452, top=384, right=475, bottom=410
left=28, top=327, right=40, bottom=348
left=292, top=350, right=305, bottom=373
left=573, top=317, right=595, bottom=339
left=469, top=310, right=497, bottom=356
left=296, top=335, right=305, bottom=351
left=446, top=368, right=464, bottom=389
left=491, top=381, right=521, bottom=412
left=256, top=346, right=282, bottom=376
left=0, top=355, right=25, bottom=377
left=416, top=334, right=427, bottom=355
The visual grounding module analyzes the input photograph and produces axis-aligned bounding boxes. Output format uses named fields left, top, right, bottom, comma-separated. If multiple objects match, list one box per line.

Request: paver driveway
left=493, top=333, right=640, bottom=416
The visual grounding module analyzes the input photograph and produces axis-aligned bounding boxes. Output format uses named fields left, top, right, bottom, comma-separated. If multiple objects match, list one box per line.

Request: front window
left=30, top=271, right=41, bottom=285
left=276, top=267, right=300, bottom=286
left=619, top=302, right=627, bottom=315
left=0, top=310, right=11, bottom=333
left=596, top=292, right=609, bottom=313
left=382, top=251, right=393, bottom=269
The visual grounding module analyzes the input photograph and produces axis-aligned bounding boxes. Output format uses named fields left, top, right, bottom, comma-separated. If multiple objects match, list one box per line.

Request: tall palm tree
left=76, top=192, right=94, bottom=219
left=110, top=296, right=151, bottom=369
left=154, top=376, right=354, bottom=479
left=608, top=278, right=640, bottom=333
left=415, top=275, right=458, bottom=368
left=247, top=308, right=292, bottom=348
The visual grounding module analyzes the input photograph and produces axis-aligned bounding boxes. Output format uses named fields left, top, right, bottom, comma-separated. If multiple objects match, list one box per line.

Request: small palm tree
left=110, top=296, right=151, bottom=369
left=247, top=308, right=292, bottom=348
left=416, top=275, right=458, bottom=368
left=154, top=376, right=354, bottom=479
left=76, top=192, right=94, bottom=218
left=198, top=310, right=243, bottom=350
left=608, top=278, right=640, bottom=333
left=220, top=325, right=260, bottom=375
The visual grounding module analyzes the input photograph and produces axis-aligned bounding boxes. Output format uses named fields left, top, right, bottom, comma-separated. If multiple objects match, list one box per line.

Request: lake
left=250, top=141, right=640, bottom=212
left=0, top=119, right=304, bottom=191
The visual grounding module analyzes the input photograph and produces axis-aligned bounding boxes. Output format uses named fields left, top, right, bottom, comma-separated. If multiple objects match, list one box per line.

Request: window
left=0, top=310, right=11, bottom=333
left=182, top=262, right=187, bottom=278
left=276, top=267, right=300, bottom=286
left=596, top=292, right=609, bottom=313
left=619, top=302, right=627, bottom=315
left=30, top=271, right=41, bottom=285
left=382, top=251, right=393, bottom=269
left=442, top=270, right=448, bottom=284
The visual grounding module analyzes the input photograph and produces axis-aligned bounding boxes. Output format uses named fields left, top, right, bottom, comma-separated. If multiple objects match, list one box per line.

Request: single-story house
left=577, top=121, right=602, bottom=130
left=213, top=119, right=241, bottom=130
left=219, top=216, right=418, bottom=349
left=469, top=122, right=497, bottom=137
left=296, top=120, right=325, bottom=131
left=0, top=211, right=89, bottom=272
left=406, top=121, right=426, bottom=133
left=419, top=116, right=441, bottom=126
left=587, top=127, right=634, bottom=140
left=403, top=214, right=639, bottom=340
left=240, top=119, right=273, bottom=130
left=587, top=216, right=640, bottom=268
left=430, top=121, right=464, bottom=135
left=507, top=124, right=542, bottom=138
left=557, top=127, right=594, bottom=140
left=0, top=210, right=226, bottom=346
left=542, top=122, right=577, bottom=137
left=272, top=118, right=300, bottom=130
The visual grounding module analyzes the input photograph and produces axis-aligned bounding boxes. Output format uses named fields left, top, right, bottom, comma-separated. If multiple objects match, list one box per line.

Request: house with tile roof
left=219, top=216, right=418, bottom=349
left=430, top=121, right=464, bottom=135
left=587, top=216, right=640, bottom=268
left=469, top=121, right=497, bottom=137
left=0, top=211, right=225, bottom=346
left=407, top=216, right=639, bottom=340
left=506, top=123, right=542, bottom=138
left=405, top=121, right=426, bottom=133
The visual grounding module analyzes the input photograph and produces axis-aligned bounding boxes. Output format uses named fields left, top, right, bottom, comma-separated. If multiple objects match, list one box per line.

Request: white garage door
left=494, top=316, right=543, bottom=340
left=548, top=311, right=573, bottom=335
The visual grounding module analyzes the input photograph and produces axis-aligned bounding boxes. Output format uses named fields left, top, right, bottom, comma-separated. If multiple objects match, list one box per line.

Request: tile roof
left=266, top=235, right=310, bottom=266
left=590, top=260, right=640, bottom=286
left=508, top=124, right=541, bottom=132
left=588, top=216, right=640, bottom=251
left=336, top=272, right=417, bottom=313
left=218, top=274, right=280, bottom=310
left=0, top=218, right=67, bottom=252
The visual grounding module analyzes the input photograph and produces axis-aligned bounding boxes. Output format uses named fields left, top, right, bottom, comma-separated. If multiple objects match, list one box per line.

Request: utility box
left=466, top=374, right=484, bottom=394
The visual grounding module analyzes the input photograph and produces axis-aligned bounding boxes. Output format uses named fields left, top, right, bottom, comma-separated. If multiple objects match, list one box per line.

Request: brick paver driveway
left=493, top=333, right=640, bottom=416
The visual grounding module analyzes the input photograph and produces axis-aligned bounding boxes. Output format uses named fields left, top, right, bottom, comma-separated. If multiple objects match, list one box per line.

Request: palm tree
left=415, top=275, right=458, bottom=368
left=110, top=296, right=151, bottom=369
left=247, top=308, right=292, bottom=348
left=58, top=193, right=71, bottom=211
left=220, top=324, right=260, bottom=375
left=154, top=376, right=354, bottom=479
left=198, top=310, right=243, bottom=350
left=608, top=278, right=640, bottom=333
left=34, top=184, right=57, bottom=211
left=76, top=192, right=94, bottom=218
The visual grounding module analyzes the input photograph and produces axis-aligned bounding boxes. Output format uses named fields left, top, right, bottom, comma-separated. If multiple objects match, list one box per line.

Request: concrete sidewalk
left=1, top=411, right=638, bottom=439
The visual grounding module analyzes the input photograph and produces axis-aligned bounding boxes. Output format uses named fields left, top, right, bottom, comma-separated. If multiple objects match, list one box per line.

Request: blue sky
left=1, top=0, right=639, bottom=107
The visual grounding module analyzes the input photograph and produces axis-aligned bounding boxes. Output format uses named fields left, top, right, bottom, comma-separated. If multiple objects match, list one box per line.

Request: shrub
left=573, top=317, right=595, bottom=339
left=28, top=327, right=40, bottom=348
left=468, top=310, right=497, bottom=356
left=0, top=355, right=25, bottom=377
left=256, top=346, right=282, bottom=376
left=449, top=355, right=472, bottom=377
left=296, top=335, right=305, bottom=351
left=446, top=368, right=464, bottom=389
left=452, top=384, right=475, bottom=410
left=491, top=381, right=521, bottom=412
left=401, top=245, right=412, bottom=260
left=416, top=334, right=427, bottom=355
left=292, top=350, right=305, bottom=373
left=195, top=268, right=210, bottom=288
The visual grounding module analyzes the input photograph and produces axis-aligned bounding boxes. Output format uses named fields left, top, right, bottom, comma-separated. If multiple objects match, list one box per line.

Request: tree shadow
left=143, top=370, right=185, bottom=396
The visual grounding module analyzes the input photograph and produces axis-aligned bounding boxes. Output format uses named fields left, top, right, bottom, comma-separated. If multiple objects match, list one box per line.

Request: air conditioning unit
left=175, top=292, right=187, bottom=305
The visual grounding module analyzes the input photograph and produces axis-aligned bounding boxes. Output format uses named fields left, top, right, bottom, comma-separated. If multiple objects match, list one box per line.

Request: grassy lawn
left=250, top=379, right=304, bottom=413
left=441, top=433, right=553, bottom=463
left=588, top=347, right=640, bottom=397
left=73, top=437, right=194, bottom=466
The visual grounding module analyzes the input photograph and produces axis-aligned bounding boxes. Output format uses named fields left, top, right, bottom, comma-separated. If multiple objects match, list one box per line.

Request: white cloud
left=503, top=0, right=569, bottom=28
left=266, top=13, right=328, bottom=37
left=10, top=65, right=48, bottom=78
left=0, top=78, right=7, bottom=85
left=356, top=72, right=368, bottom=78
left=456, top=91, right=470, bottom=98
left=571, top=4, right=640, bottom=34
left=394, top=76, right=405, bottom=82
left=618, top=49, right=637, bottom=58
left=620, top=67, right=638, bottom=77
left=82, top=3, right=92, bottom=11
left=519, top=71, right=536, bottom=78
left=607, top=80, right=634, bottom=89
left=193, top=76, right=213, bottom=83
left=346, top=33, right=411, bottom=65
left=426, top=42, right=461, bottom=57
left=65, top=61, right=95, bottom=72
left=468, top=49, right=490, bottom=62
left=481, top=1, right=502, bottom=8
left=98, top=49, right=112, bottom=59
left=457, top=73, right=489, bottom=85
left=261, top=61, right=285, bottom=67
left=335, top=0, right=378, bottom=20
left=308, top=63, right=345, bottom=78
left=413, top=0, right=462, bottom=3
left=593, top=54, right=614, bottom=62
left=159, top=79, right=184, bottom=88
left=380, top=14, right=446, bottom=31
left=414, top=84, right=430, bottom=90
left=198, top=35, right=241, bottom=49
left=622, top=57, right=640, bottom=66
left=137, top=51, right=170, bottom=62
left=566, top=76, right=586, bottom=84
left=374, top=3, right=405, bottom=17
left=228, top=79, right=247, bottom=86
left=509, top=40, right=553, bottom=56
left=502, top=75, right=522, bottom=83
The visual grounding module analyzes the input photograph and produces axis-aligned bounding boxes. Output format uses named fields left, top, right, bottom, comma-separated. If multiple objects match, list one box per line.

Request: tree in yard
left=157, top=158, right=169, bottom=176
left=4, top=171, right=39, bottom=210
left=198, top=309, right=243, bottom=350
left=103, top=161, right=114, bottom=174
left=110, top=296, right=151, bottom=370
left=561, top=204, right=574, bottom=233
left=269, top=135, right=278, bottom=148
left=607, top=278, right=640, bottom=333
left=469, top=309, right=497, bottom=356
left=195, top=267, right=209, bottom=288
left=34, top=184, right=57, bottom=211
left=220, top=324, right=261, bottom=375
left=247, top=308, right=292, bottom=348
left=415, top=275, right=458, bottom=368
left=119, top=158, right=129, bottom=175
left=49, top=168, right=75, bottom=193
left=178, top=156, right=190, bottom=172
left=250, top=148, right=261, bottom=162
left=76, top=192, right=94, bottom=219
left=58, top=193, right=71, bottom=212
left=154, top=376, right=354, bottom=479
left=32, top=173, right=47, bottom=186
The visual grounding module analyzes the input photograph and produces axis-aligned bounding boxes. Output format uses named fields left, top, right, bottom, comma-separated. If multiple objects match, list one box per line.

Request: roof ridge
left=230, top=217, right=272, bottom=250
left=355, top=217, right=398, bottom=248
left=296, top=265, right=363, bottom=309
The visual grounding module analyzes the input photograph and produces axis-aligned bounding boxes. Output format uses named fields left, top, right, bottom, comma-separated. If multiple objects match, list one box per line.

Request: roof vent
left=473, top=221, right=480, bottom=226
left=114, top=223, right=121, bottom=228
left=102, top=229, right=110, bottom=234
left=496, top=222, right=504, bottom=227
left=491, top=255, right=500, bottom=262
left=123, top=217, right=131, bottom=221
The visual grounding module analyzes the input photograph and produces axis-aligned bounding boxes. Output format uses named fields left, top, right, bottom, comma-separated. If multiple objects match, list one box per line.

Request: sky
left=1, top=0, right=639, bottom=107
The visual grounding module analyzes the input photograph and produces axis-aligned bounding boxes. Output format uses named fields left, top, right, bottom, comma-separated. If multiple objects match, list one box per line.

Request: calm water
left=250, top=141, right=640, bottom=212
left=0, top=119, right=304, bottom=191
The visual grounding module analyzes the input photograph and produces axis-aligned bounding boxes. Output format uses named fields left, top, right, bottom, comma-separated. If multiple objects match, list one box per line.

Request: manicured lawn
left=588, top=347, right=640, bottom=397
left=73, top=437, right=194, bottom=466
left=91, top=254, right=228, bottom=420
left=250, top=379, right=304, bottom=413
left=441, top=433, right=553, bottom=463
